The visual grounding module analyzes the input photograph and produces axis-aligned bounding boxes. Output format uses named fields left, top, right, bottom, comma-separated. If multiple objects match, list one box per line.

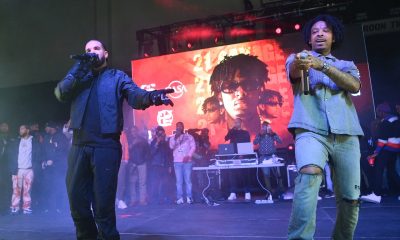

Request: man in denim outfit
left=286, top=15, right=363, bottom=239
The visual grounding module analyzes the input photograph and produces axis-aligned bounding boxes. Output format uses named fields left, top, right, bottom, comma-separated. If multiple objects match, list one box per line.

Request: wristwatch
left=321, top=61, right=330, bottom=73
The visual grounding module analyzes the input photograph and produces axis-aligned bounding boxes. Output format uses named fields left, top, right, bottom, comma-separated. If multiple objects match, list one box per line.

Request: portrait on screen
left=131, top=26, right=374, bottom=150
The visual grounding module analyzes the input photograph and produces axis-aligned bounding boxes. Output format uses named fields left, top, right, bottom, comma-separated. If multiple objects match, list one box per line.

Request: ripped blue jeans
left=288, top=129, right=361, bottom=240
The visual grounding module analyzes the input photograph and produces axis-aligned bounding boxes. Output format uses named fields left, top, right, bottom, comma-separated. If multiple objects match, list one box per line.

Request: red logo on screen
left=167, top=80, right=187, bottom=99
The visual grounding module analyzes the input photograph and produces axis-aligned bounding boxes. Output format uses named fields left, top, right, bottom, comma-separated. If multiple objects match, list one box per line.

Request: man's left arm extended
left=120, top=74, right=174, bottom=110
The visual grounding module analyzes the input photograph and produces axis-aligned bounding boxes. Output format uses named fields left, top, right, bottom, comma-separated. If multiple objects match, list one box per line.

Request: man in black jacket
left=149, top=126, right=173, bottom=204
left=54, top=39, right=173, bottom=240
left=42, top=121, right=69, bottom=212
left=7, top=124, right=42, bottom=214
left=224, top=118, right=251, bottom=201
left=0, top=122, right=11, bottom=213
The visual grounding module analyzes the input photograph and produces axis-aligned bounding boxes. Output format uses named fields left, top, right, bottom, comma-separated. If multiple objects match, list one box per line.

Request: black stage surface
left=0, top=197, right=399, bottom=240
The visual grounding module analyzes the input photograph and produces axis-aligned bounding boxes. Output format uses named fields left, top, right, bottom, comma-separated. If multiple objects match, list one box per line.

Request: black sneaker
left=324, top=190, right=335, bottom=198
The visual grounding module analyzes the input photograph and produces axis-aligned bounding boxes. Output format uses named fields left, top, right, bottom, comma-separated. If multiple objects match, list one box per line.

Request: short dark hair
left=209, top=54, right=269, bottom=94
left=202, top=96, right=221, bottom=114
left=261, top=121, right=270, bottom=126
left=303, top=14, right=344, bottom=50
left=87, top=39, right=108, bottom=52
left=259, top=89, right=283, bottom=107
left=20, top=124, right=30, bottom=130
left=155, top=126, right=165, bottom=132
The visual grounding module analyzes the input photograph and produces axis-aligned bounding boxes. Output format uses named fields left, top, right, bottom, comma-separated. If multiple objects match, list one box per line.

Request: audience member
left=0, top=122, right=11, bottom=213
left=7, top=124, right=42, bottom=214
left=149, top=126, right=173, bottom=204
left=361, top=103, right=400, bottom=203
left=253, top=121, right=284, bottom=198
left=169, top=121, right=196, bottom=204
left=116, top=130, right=129, bottom=209
left=128, top=126, right=150, bottom=206
left=42, top=121, right=69, bottom=212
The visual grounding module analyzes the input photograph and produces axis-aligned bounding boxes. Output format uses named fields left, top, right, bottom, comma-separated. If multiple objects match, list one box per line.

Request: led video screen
left=131, top=24, right=374, bottom=150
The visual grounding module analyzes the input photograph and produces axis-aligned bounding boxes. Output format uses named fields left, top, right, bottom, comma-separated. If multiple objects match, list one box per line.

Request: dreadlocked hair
left=303, top=14, right=344, bottom=50
left=209, top=54, right=268, bottom=94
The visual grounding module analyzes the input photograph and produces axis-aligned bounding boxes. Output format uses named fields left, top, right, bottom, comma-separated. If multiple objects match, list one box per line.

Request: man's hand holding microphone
left=293, top=50, right=325, bottom=94
left=67, top=53, right=99, bottom=80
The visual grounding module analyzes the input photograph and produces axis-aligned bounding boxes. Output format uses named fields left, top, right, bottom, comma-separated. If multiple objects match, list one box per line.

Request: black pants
left=372, top=150, right=400, bottom=195
left=0, top=165, right=11, bottom=214
left=42, top=165, right=68, bottom=211
left=148, top=165, right=171, bottom=204
left=66, top=145, right=121, bottom=240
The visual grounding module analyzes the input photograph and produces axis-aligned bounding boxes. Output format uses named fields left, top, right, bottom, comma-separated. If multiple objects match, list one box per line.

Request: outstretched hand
left=151, top=88, right=174, bottom=107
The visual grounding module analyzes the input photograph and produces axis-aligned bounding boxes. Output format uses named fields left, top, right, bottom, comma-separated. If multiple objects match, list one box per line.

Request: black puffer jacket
left=55, top=67, right=153, bottom=134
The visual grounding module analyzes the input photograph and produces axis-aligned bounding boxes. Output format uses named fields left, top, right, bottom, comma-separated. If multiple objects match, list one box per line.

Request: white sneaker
left=23, top=208, right=32, bottom=214
left=186, top=197, right=193, bottom=204
left=176, top=198, right=184, bottom=204
left=117, top=200, right=128, bottom=209
left=10, top=207, right=19, bottom=215
left=317, top=195, right=322, bottom=201
left=245, top=192, right=251, bottom=200
left=360, top=193, right=381, bottom=203
left=227, top=193, right=237, bottom=200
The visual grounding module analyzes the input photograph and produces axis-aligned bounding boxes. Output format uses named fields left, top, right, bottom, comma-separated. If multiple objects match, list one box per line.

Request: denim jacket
left=55, top=68, right=152, bottom=134
left=285, top=51, right=364, bottom=136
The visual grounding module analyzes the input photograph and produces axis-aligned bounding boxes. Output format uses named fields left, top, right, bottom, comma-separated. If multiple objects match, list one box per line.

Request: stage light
left=187, top=42, right=192, bottom=49
left=144, top=53, right=150, bottom=58
left=275, top=27, right=282, bottom=34
left=294, top=23, right=301, bottom=30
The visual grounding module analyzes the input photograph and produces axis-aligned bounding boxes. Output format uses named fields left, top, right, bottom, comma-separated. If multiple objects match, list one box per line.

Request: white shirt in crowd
left=18, top=136, right=33, bottom=169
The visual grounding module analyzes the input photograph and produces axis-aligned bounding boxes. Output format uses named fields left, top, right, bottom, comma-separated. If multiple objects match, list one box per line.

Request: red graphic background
left=132, top=39, right=294, bottom=149
left=131, top=33, right=374, bottom=150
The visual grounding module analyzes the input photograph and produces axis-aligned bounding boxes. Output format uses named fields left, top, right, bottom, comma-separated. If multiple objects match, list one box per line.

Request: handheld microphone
left=70, top=54, right=90, bottom=60
left=299, top=52, right=310, bottom=95
left=69, top=53, right=99, bottom=64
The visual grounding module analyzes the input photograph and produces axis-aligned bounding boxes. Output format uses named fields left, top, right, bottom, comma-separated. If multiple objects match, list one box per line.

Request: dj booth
left=193, top=162, right=284, bottom=188
left=192, top=142, right=286, bottom=204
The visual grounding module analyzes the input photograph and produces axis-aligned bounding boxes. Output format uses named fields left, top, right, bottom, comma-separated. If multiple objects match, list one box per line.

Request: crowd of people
left=0, top=116, right=293, bottom=212
left=0, top=121, right=70, bottom=215
left=360, top=102, right=400, bottom=203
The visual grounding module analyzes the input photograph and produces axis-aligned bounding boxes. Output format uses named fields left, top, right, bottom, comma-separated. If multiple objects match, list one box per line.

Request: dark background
left=0, top=1, right=399, bottom=134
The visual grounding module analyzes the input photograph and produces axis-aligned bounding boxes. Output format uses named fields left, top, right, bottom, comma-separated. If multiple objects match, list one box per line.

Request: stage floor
left=0, top=197, right=399, bottom=240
